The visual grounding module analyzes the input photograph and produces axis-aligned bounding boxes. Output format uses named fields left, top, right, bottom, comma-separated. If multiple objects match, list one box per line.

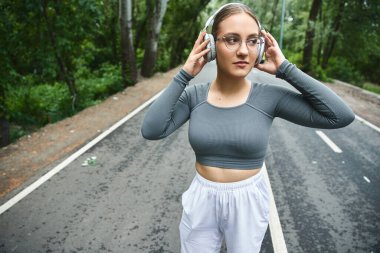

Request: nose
left=236, top=41, right=249, bottom=56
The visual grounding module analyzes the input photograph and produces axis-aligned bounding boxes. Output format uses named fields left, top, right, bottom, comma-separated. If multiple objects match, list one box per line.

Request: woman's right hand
left=182, top=31, right=211, bottom=77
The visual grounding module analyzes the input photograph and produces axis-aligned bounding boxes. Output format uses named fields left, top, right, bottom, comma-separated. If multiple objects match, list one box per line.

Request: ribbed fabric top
left=141, top=60, right=355, bottom=170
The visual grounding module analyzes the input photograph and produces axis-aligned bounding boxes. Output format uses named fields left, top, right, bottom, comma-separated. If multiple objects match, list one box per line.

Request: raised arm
left=141, top=70, right=193, bottom=140
left=141, top=31, right=211, bottom=140
left=256, top=31, right=355, bottom=129
left=274, top=60, right=355, bottom=128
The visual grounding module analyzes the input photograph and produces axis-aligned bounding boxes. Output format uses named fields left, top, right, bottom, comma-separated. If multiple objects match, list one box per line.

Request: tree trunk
left=321, top=0, right=344, bottom=69
left=120, top=0, right=138, bottom=85
left=41, top=0, right=78, bottom=110
left=141, top=0, right=168, bottom=77
left=302, top=0, right=322, bottom=73
left=0, top=118, right=10, bottom=147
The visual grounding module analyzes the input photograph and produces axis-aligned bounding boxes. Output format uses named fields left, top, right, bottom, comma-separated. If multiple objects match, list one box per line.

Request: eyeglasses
left=216, top=35, right=261, bottom=51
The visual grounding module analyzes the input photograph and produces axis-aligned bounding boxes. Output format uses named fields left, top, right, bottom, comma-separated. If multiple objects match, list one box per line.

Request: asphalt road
left=0, top=63, right=379, bottom=252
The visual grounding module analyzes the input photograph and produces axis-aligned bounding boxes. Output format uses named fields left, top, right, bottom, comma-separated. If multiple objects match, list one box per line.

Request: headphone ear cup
left=255, top=37, right=265, bottom=65
left=204, top=34, right=216, bottom=62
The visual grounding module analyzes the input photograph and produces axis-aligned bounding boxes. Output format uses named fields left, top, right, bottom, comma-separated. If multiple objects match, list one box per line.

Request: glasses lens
left=223, top=35, right=240, bottom=50
left=247, top=37, right=259, bottom=48
left=222, top=35, right=259, bottom=50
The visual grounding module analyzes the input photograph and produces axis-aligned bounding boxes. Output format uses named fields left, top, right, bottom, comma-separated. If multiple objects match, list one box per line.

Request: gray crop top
left=141, top=60, right=355, bottom=169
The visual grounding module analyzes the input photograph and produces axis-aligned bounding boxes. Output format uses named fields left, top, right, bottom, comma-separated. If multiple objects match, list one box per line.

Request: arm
left=274, top=60, right=355, bottom=128
left=141, top=70, right=193, bottom=140
left=141, top=31, right=210, bottom=140
left=256, top=31, right=354, bottom=128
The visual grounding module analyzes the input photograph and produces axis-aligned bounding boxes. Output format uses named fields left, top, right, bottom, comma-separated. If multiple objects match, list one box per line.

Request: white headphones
left=202, top=3, right=265, bottom=65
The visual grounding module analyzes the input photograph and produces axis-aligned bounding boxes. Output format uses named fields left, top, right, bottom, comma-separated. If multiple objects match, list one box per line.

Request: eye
left=224, top=36, right=240, bottom=45
left=247, top=38, right=259, bottom=46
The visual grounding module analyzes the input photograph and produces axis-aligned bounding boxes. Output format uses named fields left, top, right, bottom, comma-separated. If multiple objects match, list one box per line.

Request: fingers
left=193, top=46, right=210, bottom=61
left=261, top=30, right=272, bottom=47
left=183, top=31, right=211, bottom=76
left=193, top=37, right=210, bottom=55
left=267, top=32, right=279, bottom=47
left=262, top=30, right=279, bottom=48
left=193, top=31, right=207, bottom=50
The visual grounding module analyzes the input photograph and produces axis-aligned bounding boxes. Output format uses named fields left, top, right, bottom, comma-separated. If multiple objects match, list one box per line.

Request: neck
left=214, top=72, right=248, bottom=93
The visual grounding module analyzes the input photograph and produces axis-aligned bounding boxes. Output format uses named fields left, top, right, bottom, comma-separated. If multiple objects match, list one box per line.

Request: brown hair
left=211, top=3, right=261, bottom=39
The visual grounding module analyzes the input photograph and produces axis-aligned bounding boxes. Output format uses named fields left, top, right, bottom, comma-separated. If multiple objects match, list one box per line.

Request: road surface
left=0, top=62, right=379, bottom=252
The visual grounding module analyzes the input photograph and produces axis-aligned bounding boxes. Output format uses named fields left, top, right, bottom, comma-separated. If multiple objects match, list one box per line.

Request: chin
left=231, top=68, right=251, bottom=78
left=217, top=63, right=253, bottom=78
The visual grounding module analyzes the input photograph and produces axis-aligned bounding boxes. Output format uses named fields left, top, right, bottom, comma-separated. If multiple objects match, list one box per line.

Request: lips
left=233, top=61, right=249, bottom=67
left=233, top=61, right=249, bottom=64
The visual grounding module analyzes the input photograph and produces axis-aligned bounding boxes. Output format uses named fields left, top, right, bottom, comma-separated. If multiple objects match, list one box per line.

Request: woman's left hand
left=256, top=30, right=286, bottom=75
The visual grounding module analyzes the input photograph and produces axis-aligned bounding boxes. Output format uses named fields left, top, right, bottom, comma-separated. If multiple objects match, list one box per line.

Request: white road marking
left=315, top=131, right=343, bottom=153
left=262, top=163, right=288, bottom=253
left=355, top=115, right=380, bottom=133
left=363, top=176, right=371, bottom=183
left=0, top=90, right=165, bottom=216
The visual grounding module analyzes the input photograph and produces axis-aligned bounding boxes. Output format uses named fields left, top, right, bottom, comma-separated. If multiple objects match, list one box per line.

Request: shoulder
left=248, top=82, right=293, bottom=103
left=180, top=82, right=209, bottom=108
left=246, top=82, right=296, bottom=117
left=185, top=82, right=209, bottom=93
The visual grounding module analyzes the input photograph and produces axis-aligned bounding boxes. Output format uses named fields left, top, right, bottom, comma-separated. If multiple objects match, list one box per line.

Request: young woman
left=141, top=3, right=355, bottom=253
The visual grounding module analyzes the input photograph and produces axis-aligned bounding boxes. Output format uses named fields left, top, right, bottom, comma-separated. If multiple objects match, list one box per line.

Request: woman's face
left=215, top=12, right=260, bottom=78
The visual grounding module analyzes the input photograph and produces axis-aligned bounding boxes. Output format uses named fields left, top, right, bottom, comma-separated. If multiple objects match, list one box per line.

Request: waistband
left=195, top=169, right=264, bottom=191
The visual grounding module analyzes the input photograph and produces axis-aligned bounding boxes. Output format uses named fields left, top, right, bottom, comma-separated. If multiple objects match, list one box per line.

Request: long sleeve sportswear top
left=141, top=60, right=355, bottom=170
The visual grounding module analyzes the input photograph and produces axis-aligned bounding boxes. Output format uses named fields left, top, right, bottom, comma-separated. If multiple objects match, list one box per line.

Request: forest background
left=0, top=0, right=379, bottom=147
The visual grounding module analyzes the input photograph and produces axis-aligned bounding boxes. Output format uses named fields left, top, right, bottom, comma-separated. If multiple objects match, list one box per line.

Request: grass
left=362, top=82, right=380, bottom=95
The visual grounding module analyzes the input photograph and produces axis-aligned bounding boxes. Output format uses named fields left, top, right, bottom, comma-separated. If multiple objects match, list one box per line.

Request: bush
left=363, top=82, right=380, bottom=95
left=310, top=64, right=330, bottom=82
left=4, top=63, right=123, bottom=142
left=76, top=63, right=123, bottom=109
left=155, top=49, right=171, bottom=72
left=325, top=57, right=364, bottom=86
left=5, top=82, right=72, bottom=126
left=284, top=50, right=303, bottom=66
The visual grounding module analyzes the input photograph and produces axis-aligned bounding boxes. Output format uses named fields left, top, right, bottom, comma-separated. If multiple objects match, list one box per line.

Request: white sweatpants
left=179, top=169, right=270, bottom=253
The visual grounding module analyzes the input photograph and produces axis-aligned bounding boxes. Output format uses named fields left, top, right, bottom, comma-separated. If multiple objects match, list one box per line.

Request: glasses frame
left=215, top=35, right=261, bottom=51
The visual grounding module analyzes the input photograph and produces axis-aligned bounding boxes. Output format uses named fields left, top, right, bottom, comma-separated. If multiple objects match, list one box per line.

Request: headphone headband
left=203, top=3, right=262, bottom=32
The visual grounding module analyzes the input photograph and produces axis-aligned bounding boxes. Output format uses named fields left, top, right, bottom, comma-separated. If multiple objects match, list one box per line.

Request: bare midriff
left=195, top=161, right=261, bottom=183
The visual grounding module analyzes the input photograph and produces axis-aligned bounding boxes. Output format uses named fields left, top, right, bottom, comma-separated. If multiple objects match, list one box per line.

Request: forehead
left=217, top=12, right=259, bottom=36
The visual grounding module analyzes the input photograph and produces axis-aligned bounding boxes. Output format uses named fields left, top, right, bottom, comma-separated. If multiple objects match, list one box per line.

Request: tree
left=41, top=0, right=78, bottom=109
left=302, top=0, right=322, bottom=73
left=141, top=0, right=169, bottom=77
left=268, top=0, right=280, bottom=32
left=120, top=0, right=138, bottom=85
left=164, top=0, right=212, bottom=68
left=321, top=0, right=344, bottom=69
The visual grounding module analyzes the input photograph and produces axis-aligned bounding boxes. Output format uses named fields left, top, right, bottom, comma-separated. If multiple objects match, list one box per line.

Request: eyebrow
left=224, top=32, right=259, bottom=37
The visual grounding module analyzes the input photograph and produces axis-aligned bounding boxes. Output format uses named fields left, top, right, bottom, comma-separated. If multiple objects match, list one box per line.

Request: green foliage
left=160, top=0, right=211, bottom=68
left=9, top=125, right=29, bottom=143
left=363, top=82, right=380, bottom=95
left=76, top=63, right=123, bottom=109
left=4, top=64, right=122, bottom=132
left=309, top=64, right=329, bottom=82
left=155, top=48, right=171, bottom=72
left=325, top=57, right=364, bottom=85
left=136, top=48, right=145, bottom=69
left=283, top=49, right=303, bottom=66
left=5, top=82, right=72, bottom=126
